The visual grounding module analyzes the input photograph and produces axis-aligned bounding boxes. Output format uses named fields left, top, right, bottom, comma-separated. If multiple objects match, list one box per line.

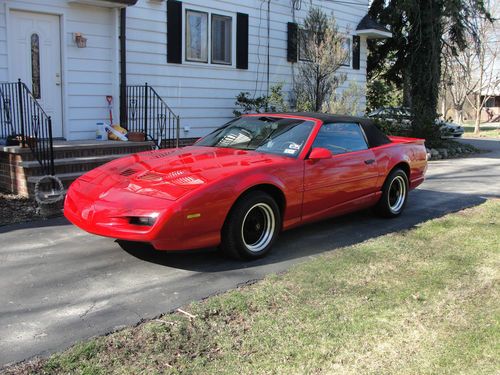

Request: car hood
left=77, top=146, right=290, bottom=201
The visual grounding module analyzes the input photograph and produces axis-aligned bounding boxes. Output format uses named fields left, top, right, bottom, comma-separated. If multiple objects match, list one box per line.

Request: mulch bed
left=0, top=192, right=39, bottom=226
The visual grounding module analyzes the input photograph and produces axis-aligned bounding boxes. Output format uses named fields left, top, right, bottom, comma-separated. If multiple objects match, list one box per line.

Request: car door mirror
left=308, top=147, right=333, bottom=161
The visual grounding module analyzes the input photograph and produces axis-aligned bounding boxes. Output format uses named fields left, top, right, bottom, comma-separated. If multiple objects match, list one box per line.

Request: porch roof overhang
left=356, top=15, right=392, bottom=39
left=68, top=0, right=138, bottom=8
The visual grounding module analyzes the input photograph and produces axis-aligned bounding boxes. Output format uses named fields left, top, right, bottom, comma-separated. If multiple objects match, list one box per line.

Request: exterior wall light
left=74, top=33, right=87, bottom=48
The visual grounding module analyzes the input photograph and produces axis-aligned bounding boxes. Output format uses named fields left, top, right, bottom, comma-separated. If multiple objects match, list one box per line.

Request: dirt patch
left=0, top=192, right=39, bottom=226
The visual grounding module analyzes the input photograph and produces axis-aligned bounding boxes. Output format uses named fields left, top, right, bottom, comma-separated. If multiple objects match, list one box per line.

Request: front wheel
left=221, top=191, right=281, bottom=260
left=374, top=168, right=409, bottom=218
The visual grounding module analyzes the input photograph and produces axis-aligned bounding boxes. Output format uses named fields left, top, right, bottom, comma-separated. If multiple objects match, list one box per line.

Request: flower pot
left=6, top=134, right=37, bottom=148
left=128, top=132, right=146, bottom=142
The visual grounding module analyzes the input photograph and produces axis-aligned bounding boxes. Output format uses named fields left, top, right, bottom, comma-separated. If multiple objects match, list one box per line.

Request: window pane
left=212, top=15, right=232, bottom=64
left=186, top=10, right=208, bottom=62
left=197, top=117, right=314, bottom=158
left=31, top=33, right=41, bottom=99
left=341, top=37, right=351, bottom=66
left=313, top=123, right=368, bottom=154
left=298, top=29, right=311, bottom=61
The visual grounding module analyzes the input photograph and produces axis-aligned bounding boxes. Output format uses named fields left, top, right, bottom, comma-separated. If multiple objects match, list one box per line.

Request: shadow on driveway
left=120, top=189, right=488, bottom=272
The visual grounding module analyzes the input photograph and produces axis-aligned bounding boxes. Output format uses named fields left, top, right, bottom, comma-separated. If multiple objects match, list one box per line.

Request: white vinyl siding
left=0, top=3, right=8, bottom=82
left=127, top=0, right=369, bottom=138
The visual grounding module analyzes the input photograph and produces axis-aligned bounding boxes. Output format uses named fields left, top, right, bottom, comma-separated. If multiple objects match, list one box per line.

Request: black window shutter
left=167, top=0, right=182, bottom=64
left=236, top=13, right=249, bottom=69
left=352, top=35, right=360, bottom=70
left=287, top=22, right=298, bottom=63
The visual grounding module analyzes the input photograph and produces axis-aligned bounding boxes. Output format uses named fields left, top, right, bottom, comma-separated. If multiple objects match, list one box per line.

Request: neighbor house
left=0, top=0, right=390, bottom=195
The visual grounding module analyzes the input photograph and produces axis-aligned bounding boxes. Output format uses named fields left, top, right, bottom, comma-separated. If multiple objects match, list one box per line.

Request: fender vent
left=120, top=168, right=139, bottom=177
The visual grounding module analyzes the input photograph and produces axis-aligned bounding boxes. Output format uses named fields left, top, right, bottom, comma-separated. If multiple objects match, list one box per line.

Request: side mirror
left=308, top=147, right=333, bottom=161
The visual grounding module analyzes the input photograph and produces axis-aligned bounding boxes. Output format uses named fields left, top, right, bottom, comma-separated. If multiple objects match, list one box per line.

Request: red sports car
left=64, top=113, right=427, bottom=259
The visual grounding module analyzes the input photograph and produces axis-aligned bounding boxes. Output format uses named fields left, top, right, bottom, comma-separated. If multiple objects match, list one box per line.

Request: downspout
left=267, top=0, right=271, bottom=100
left=119, top=8, right=127, bottom=128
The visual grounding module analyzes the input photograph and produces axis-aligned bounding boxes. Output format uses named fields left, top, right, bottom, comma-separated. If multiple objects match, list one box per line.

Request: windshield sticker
left=284, top=149, right=297, bottom=155
left=288, top=142, right=301, bottom=150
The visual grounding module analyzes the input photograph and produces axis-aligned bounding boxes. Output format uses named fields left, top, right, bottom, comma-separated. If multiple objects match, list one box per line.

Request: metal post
left=17, top=79, right=26, bottom=147
left=176, top=115, right=180, bottom=148
left=48, top=116, right=55, bottom=175
left=144, top=83, right=148, bottom=138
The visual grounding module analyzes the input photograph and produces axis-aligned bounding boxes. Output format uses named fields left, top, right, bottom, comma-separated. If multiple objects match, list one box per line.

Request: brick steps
left=0, top=140, right=155, bottom=197
left=20, top=154, right=124, bottom=176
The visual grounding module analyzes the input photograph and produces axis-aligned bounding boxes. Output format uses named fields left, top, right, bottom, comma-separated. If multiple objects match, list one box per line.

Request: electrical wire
left=320, top=0, right=368, bottom=7
left=253, top=0, right=266, bottom=98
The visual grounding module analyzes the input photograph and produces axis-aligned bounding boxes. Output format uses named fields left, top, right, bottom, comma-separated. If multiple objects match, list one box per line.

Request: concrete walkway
left=1, top=138, right=499, bottom=367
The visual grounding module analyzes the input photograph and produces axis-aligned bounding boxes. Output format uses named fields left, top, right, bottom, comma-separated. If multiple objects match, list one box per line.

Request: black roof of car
left=262, top=112, right=392, bottom=148
left=270, top=112, right=374, bottom=126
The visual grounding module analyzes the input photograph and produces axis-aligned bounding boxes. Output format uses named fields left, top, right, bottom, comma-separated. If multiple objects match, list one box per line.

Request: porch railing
left=124, top=83, right=180, bottom=149
left=0, top=80, right=55, bottom=175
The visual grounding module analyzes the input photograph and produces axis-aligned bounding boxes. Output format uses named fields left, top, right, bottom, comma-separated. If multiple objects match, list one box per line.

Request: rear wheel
left=221, top=191, right=281, bottom=260
left=374, top=168, right=409, bottom=218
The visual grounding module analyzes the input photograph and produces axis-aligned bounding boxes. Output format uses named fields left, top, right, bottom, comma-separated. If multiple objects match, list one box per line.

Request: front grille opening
left=129, top=216, right=156, bottom=226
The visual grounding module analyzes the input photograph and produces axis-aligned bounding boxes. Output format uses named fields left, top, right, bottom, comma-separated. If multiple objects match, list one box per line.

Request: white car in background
left=368, top=107, right=464, bottom=138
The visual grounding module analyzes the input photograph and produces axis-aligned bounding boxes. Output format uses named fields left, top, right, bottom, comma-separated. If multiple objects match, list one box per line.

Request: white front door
left=8, top=10, right=63, bottom=138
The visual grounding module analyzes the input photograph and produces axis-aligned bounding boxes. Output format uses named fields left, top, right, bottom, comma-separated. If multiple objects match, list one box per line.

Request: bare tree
left=467, top=11, right=500, bottom=133
left=294, top=8, right=348, bottom=112
left=441, top=40, right=478, bottom=123
left=440, top=1, right=498, bottom=131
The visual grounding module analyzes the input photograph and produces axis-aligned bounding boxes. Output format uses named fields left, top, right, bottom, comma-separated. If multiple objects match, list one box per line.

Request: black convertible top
left=268, top=112, right=392, bottom=148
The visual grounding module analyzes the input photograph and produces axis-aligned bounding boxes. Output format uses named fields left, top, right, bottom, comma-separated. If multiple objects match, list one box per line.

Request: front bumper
left=64, top=178, right=173, bottom=243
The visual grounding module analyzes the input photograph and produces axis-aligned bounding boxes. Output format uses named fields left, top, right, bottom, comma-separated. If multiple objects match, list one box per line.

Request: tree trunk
left=474, top=93, right=481, bottom=134
left=441, top=95, right=446, bottom=119
left=407, top=0, right=442, bottom=141
left=402, top=72, right=412, bottom=108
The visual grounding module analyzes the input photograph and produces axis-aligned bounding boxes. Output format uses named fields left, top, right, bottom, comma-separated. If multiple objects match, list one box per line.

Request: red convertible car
left=64, top=113, right=427, bottom=259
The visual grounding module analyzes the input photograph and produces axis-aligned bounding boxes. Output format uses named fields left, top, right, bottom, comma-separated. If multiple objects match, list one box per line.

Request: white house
left=0, top=0, right=391, bottom=141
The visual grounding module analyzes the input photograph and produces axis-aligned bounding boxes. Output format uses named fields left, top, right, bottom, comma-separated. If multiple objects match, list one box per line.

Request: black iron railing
left=124, top=83, right=180, bottom=148
left=0, top=80, right=55, bottom=175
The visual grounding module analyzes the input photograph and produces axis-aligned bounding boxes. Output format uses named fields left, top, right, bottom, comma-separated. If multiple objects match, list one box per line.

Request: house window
left=484, top=97, right=495, bottom=108
left=186, top=10, right=208, bottom=63
left=211, top=14, right=232, bottom=65
left=298, top=28, right=311, bottom=61
left=341, top=37, right=351, bottom=66
left=31, top=33, right=41, bottom=99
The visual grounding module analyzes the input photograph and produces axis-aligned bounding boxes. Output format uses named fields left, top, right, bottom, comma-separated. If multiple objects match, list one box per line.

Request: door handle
left=364, top=159, right=375, bottom=165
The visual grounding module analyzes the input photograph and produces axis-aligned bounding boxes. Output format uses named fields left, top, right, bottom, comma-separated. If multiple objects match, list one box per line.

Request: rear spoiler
left=388, top=136, right=425, bottom=145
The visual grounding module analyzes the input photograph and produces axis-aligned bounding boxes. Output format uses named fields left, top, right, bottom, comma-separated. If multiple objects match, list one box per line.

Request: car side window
left=312, top=123, right=368, bottom=155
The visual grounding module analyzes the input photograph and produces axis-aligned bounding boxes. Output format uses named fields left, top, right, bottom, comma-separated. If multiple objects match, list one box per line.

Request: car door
left=302, top=122, right=379, bottom=222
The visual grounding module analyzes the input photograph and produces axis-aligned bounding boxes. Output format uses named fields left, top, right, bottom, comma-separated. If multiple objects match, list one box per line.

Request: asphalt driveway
left=1, top=137, right=499, bottom=367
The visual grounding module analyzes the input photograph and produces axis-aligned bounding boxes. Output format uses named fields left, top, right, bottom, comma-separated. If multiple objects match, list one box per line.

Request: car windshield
left=196, top=116, right=315, bottom=158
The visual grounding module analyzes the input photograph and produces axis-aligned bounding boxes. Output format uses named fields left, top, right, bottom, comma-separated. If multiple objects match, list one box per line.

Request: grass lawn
left=463, top=124, right=500, bottom=138
left=6, top=201, right=500, bottom=375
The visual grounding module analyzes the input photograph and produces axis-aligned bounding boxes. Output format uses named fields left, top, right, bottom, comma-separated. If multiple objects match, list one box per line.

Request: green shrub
left=233, top=83, right=288, bottom=116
